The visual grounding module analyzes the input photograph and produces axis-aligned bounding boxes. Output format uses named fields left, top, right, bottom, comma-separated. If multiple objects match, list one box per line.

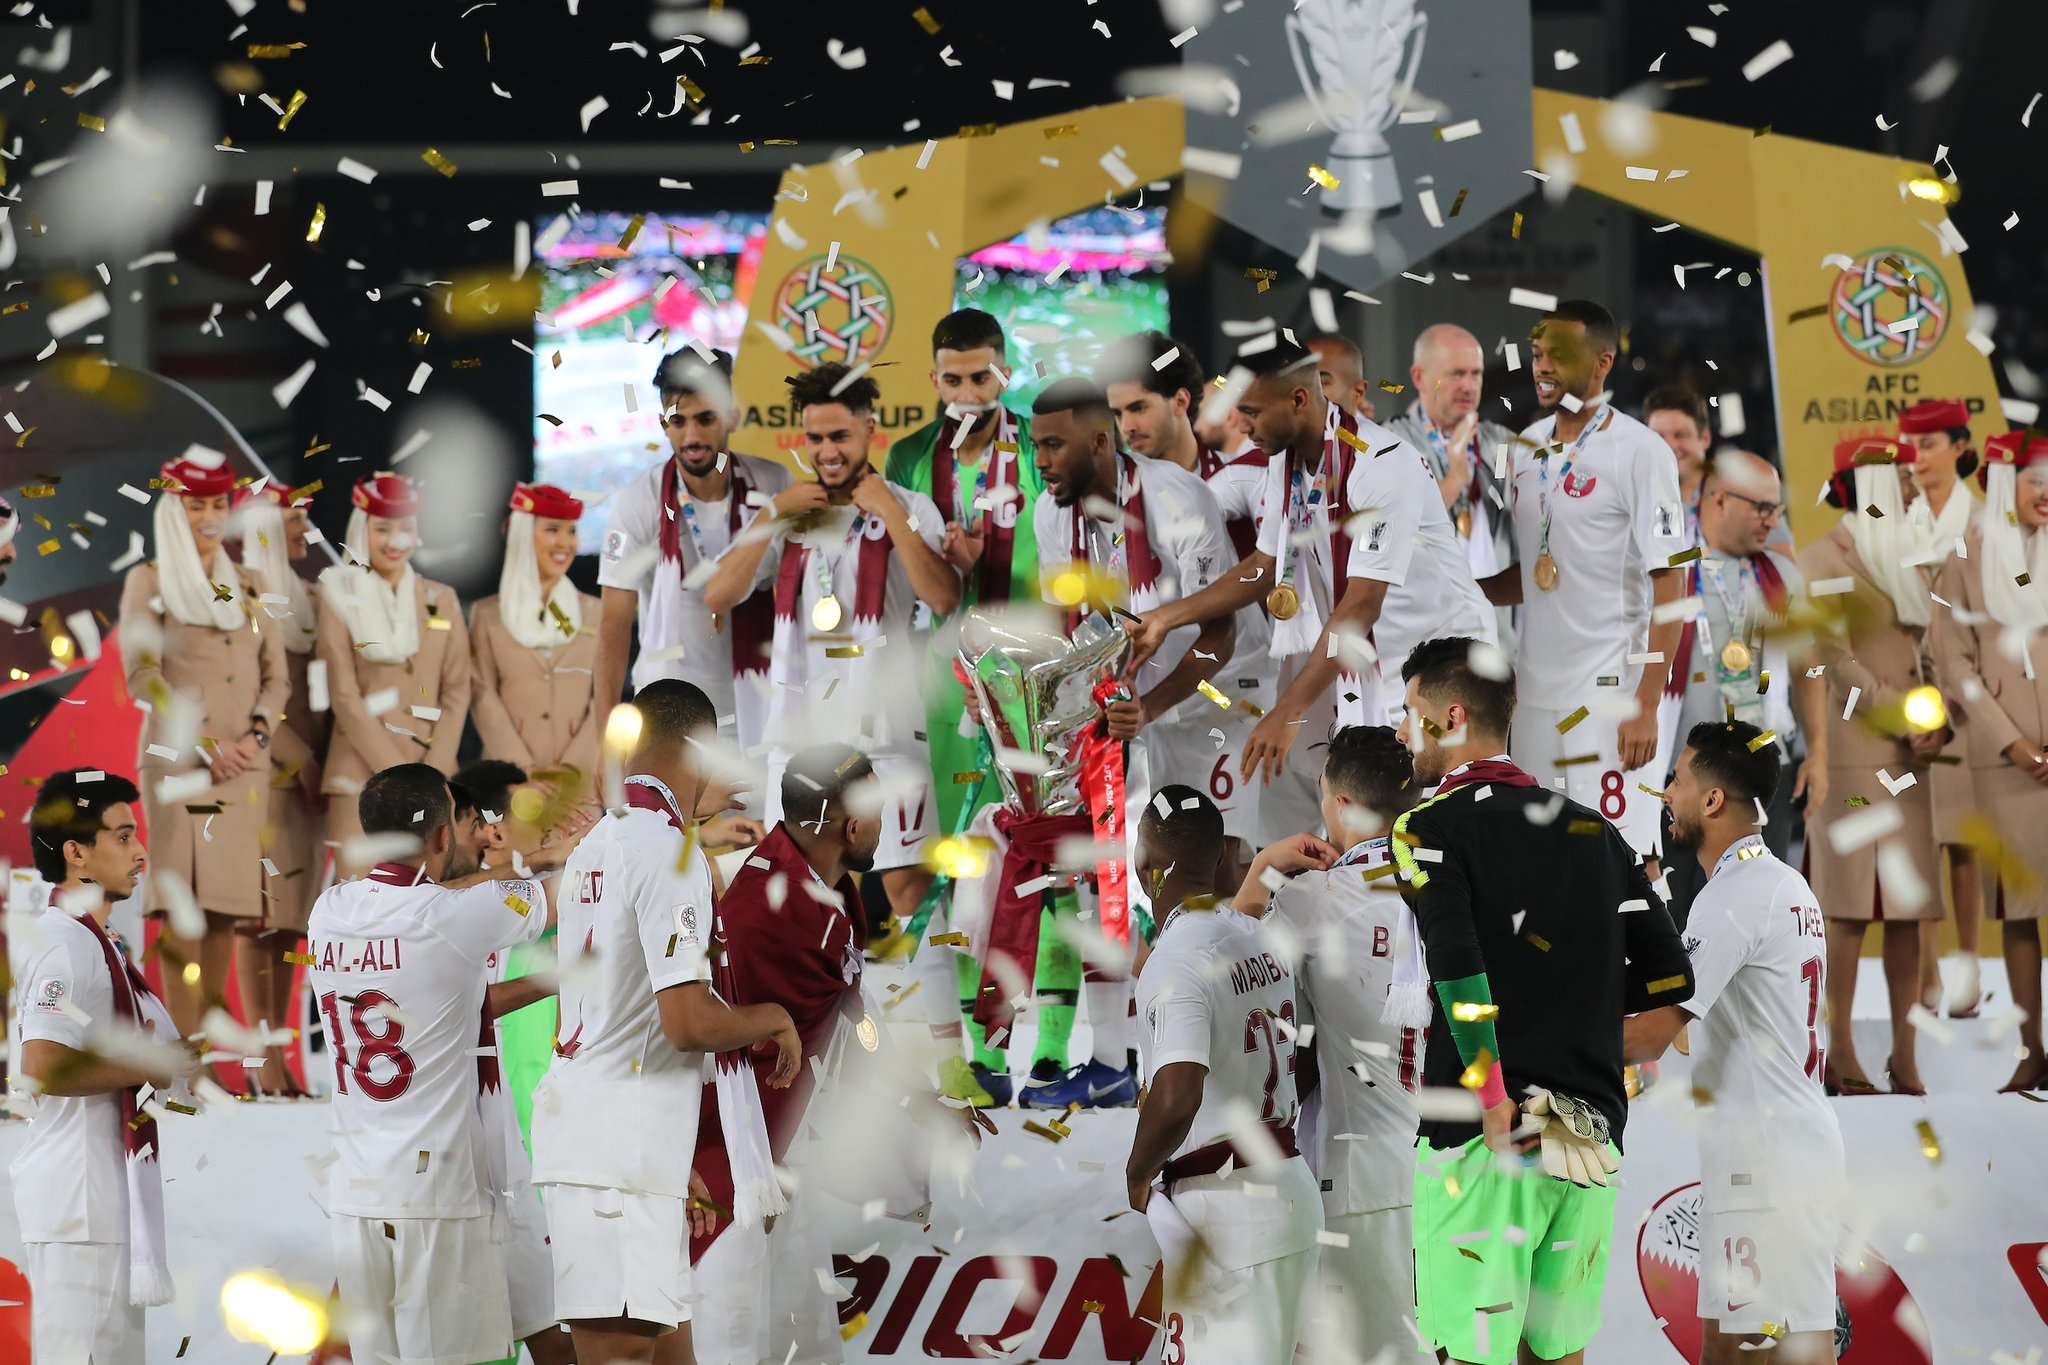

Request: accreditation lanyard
left=1534, top=407, right=1613, bottom=559
left=1275, top=417, right=1335, bottom=595
left=1699, top=555, right=1758, bottom=676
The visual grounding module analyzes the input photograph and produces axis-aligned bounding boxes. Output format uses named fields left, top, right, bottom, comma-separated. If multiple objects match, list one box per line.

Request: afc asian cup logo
left=773, top=253, right=893, bottom=369
left=1831, top=248, right=1950, bottom=368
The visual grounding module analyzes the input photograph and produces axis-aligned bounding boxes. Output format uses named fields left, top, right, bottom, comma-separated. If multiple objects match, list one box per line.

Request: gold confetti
left=1081, top=1301, right=1105, bottom=1314
left=537, top=412, right=563, bottom=426
left=1636, top=782, right=1666, bottom=799
left=1511, top=212, right=1524, bottom=239
left=1758, top=1322, right=1785, bottom=1340
left=1, top=301, right=27, bottom=314
left=1458, top=1049, right=1497, bottom=1091
left=421, top=148, right=458, bottom=178
left=277, top=89, right=308, bottom=131
left=912, top=6, right=941, bottom=34
left=1787, top=302, right=1829, bottom=324
left=1044, top=124, right=1079, bottom=139
left=19, top=483, right=56, bottom=499
left=958, top=123, right=997, bottom=138
left=840, top=1313, right=869, bottom=1341
left=928, top=931, right=970, bottom=947
left=1049, top=1116, right=1072, bottom=1137
left=1646, top=974, right=1688, bottom=994
left=1023, top=1119, right=1066, bottom=1142
left=952, top=770, right=985, bottom=784
left=283, top=951, right=315, bottom=966
left=882, top=980, right=923, bottom=1010
left=680, top=76, right=708, bottom=111
left=305, top=203, right=326, bottom=243
left=1555, top=706, right=1590, bottom=734
left=1915, top=1119, right=1941, bottom=1164
left=1525, top=932, right=1553, bottom=951
left=1746, top=729, right=1777, bottom=752
left=1335, top=424, right=1372, bottom=454
left=1667, top=546, right=1702, bottom=566
left=247, top=42, right=304, bottom=58
left=1245, top=267, right=1278, bottom=294
left=504, top=892, right=531, bottom=917
left=37, top=539, right=59, bottom=556
left=618, top=213, right=647, bottom=251
left=1450, top=1002, right=1498, bottom=1023
left=825, top=644, right=865, bottom=658
left=1307, top=164, right=1340, bottom=191
left=1555, top=752, right=1602, bottom=767
left=77, top=113, right=105, bottom=132
left=453, top=358, right=482, bottom=369
left=1196, top=679, right=1233, bottom=709
left=1378, top=380, right=1407, bottom=393
left=1447, top=188, right=1469, bottom=218
left=1565, top=820, right=1603, bottom=836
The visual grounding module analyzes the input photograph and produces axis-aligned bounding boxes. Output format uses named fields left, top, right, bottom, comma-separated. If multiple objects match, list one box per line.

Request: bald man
left=1386, top=325, right=1519, bottom=587
left=1306, top=333, right=1375, bottom=424
left=1661, top=451, right=1829, bottom=919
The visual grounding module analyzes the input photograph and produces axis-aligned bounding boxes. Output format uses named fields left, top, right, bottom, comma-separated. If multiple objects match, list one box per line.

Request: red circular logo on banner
left=1636, top=1182, right=1934, bottom=1363
left=773, top=254, right=893, bottom=370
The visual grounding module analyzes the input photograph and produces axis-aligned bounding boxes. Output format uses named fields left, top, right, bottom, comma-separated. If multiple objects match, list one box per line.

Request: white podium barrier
left=0, top=1077, right=2043, bottom=1362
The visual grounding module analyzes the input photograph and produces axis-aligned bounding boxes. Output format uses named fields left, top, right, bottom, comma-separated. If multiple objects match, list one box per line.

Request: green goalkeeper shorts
left=1412, top=1135, right=1617, bottom=1365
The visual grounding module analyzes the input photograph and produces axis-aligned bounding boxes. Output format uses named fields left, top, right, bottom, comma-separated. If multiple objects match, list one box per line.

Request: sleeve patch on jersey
left=32, top=977, right=69, bottom=1011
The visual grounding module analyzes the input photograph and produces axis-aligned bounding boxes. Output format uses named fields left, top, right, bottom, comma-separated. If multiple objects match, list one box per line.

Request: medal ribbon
left=1534, top=406, right=1614, bottom=560
left=810, top=509, right=871, bottom=609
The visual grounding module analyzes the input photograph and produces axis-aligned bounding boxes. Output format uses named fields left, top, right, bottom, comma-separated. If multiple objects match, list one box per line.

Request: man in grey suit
left=1384, top=324, right=1518, bottom=643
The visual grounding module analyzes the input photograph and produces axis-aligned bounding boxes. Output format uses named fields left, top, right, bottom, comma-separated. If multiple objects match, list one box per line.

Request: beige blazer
left=468, top=592, right=601, bottom=776
left=1799, top=522, right=1937, bottom=770
left=315, top=574, right=472, bottom=793
left=1932, top=531, right=2048, bottom=768
left=118, top=560, right=289, bottom=920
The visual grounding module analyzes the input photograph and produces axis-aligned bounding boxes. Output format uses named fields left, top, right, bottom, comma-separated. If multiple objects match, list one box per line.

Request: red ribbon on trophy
left=1082, top=674, right=1132, bottom=950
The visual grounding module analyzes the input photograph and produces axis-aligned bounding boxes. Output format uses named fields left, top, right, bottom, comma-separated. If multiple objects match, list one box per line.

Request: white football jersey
left=305, top=863, right=546, bottom=1219
left=1509, top=406, right=1688, bottom=709
left=1342, top=438, right=1495, bottom=689
left=1138, top=905, right=1300, bottom=1159
left=1034, top=454, right=1234, bottom=725
left=1682, top=837, right=1845, bottom=1211
left=531, top=774, right=715, bottom=1199
left=1263, top=840, right=1422, bottom=1216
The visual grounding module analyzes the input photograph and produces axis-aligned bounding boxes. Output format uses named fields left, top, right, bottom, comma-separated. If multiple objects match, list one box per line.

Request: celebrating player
left=16, top=770, right=197, bottom=1365
left=596, top=348, right=793, bottom=752
left=305, top=762, right=552, bottom=1365
left=1252, top=726, right=1425, bottom=1359
left=533, top=679, right=801, bottom=1365
left=1391, top=637, right=1693, bottom=1365
left=1485, top=300, right=1689, bottom=862
left=1628, top=721, right=1845, bottom=1365
left=1127, top=787, right=1324, bottom=1365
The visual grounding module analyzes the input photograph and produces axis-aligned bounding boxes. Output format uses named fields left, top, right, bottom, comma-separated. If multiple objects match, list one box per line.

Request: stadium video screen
left=533, top=205, right=1170, bottom=553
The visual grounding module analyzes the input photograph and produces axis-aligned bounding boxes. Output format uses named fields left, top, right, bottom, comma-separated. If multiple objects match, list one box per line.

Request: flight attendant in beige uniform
left=237, top=480, right=326, bottom=1094
left=316, top=473, right=471, bottom=870
left=1800, top=436, right=1943, bottom=1096
left=1933, top=429, right=2048, bottom=1091
left=118, top=454, right=288, bottom=1041
left=1900, top=397, right=1986, bottom=1016
left=470, top=483, right=600, bottom=779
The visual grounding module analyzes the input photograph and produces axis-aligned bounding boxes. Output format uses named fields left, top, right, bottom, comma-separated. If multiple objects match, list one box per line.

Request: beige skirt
left=260, top=778, right=326, bottom=934
left=1804, top=761, right=1942, bottom=921
left=139, top=760, right=270, bottom=921
left=1977, top=764, right=2048, bottom=921
left=1927, top=750, right=1973, bottom=847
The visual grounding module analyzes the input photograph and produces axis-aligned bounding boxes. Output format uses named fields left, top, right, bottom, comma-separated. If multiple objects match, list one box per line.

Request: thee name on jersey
left=1228, top=950, right=1291, bottom=997
left=1787, top=902, right=1823, bottom=940
left=307, top=936, right=403, bottom=974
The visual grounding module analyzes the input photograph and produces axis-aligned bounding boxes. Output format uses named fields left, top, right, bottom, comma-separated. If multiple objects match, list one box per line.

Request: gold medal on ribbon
left=1456, top=506, right=1472, bottom=540
left=1533, top=553, right=1561, bottom=591
left=856, top=1013, right=880, bottom=1052
left=1720, top=638, right=1753, bottom=674
left=811, top=594, right=844, bottom=632
left=1266, top=584, right=1300, bottom=620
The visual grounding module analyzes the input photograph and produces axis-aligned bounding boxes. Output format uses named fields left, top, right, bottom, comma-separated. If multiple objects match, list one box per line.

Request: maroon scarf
left=1665, top=553, right=1790, bottom=698
left=973, top=809, right=1095, bottom=1038
left=930, top=417, right=1022, bottom=606
left=1196, top=442, right=1266, bottom=564
left=773, top=500, right=895, bottom=627
left=75, top=915, right=161, bottom=1160
left=1432, top=757, right=1538, bottom=798
left=659, top=455, right=776, bottom=679
left=1063, top=453, right=1165, bottom=635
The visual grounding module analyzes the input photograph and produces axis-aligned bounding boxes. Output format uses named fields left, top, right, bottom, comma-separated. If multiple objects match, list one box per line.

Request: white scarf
left=1979, top=463, right=2048, bottom=633
left=1913, top=480, right=1977, bottom=564
left=1848, top=466, right=1932, bottom=628
left=319, top=508, right=421, bottom=664
left=128, top=983, right=185, bottom=1305
left=236, top=502, right=317, bottom=654
left=151, top=495, right=246, bottom=632
left=1263, top=408, right=1341, bottom=659
left=496, top=508, right=583, bottom=650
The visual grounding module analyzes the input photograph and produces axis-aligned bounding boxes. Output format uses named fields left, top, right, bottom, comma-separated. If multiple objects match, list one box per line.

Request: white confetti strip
left=1742, top=39, right=1793, bottom=82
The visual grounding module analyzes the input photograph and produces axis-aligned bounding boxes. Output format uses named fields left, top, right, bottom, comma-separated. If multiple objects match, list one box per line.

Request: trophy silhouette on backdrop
left=1287, top=0, right=1429, bottom=216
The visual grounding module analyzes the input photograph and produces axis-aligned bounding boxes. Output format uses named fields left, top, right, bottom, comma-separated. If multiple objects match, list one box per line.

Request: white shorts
left=691, top=1221, right=770, bottom=1365
left=1161, top=1243, right=1319, bottom=1365
left=1143, top=708, right=1264, bottom=847
left=504, top=1184, right=558, bottom=1341
left=332, top=1214, right=513, bottom=1365
left=1510, top=701, right=1666, bottom=856
left=767, top=749, right=935, bottom=873
left=542, top=1183, right=691, bottom=1330
left=26, top=1242, right=143, bottom=1365
left=1311, top=1206, right=1417, bottom=1359
left=1698, top=1202, right=1839, bottom=1337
